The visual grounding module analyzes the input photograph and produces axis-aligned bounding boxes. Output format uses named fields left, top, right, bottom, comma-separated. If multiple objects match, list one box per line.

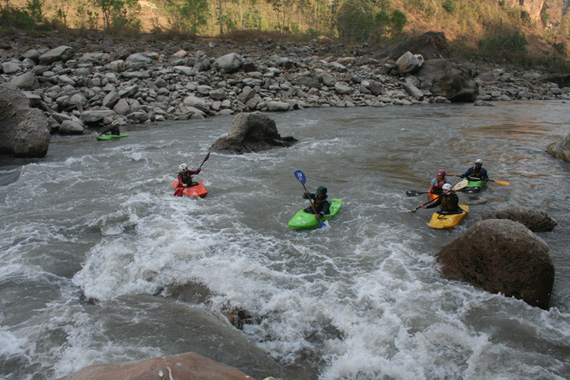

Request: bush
left=443, top=0, right=455, bottom=13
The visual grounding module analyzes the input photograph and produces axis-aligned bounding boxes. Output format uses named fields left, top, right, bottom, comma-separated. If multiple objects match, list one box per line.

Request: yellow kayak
left=428, top=205, right=469, bottom=229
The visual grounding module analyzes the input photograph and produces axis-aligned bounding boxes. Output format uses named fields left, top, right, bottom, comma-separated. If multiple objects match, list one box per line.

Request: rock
left=80, top=109, right=117, bottom=124
left=210, top=112, right=297, bottom=154
left=56, top=352, right=253, bottom=380
left=482, top=207, right=557, bottom=232
left=381, top=31, right=451, bottom=61
left=418, top=59, right=478, bottom=102
left=214, top=53, right=243, bottom=73
left=183, top=95, right=209, bottom=113
left=11, top=71, right=37, bottom=90
left=39, top=46, right=75, bottom=64
left=436, top=219, right=554, bottom=309
left=546, top=132, right=570, bottom=161
left=396, top=51, right=424, bottom=74
left=334, top=81, right=353, bottom=95
left=59, top=120, right=85, bottom=135
left=0, top=83, right=50, bottom=158
left=266, top=101, right=291, bottom=111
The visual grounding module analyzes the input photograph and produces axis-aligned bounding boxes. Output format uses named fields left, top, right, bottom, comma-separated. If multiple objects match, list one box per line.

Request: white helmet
left=178, top=163, right=188, bottom=171
left=475, top=158, right=483, bottom=165
left=442, top=183, right=452, bottom=191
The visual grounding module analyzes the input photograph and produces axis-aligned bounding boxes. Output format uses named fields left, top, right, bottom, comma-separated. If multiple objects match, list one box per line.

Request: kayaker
left=459, top=159, right=489, bottom=181
left=303, top=186, right=331, bottom=219
left=99, top=120, right=121, bottom=136
left=428, top=169, right=450, bottom=198
left=422, top=183, right=460, bottom=213
left=177, top=163, right=201, bottom=187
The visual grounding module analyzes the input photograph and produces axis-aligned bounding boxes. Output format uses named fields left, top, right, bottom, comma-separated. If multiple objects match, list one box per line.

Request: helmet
left=442, top=183, right=452, bottom=191
left=437, top=169, right=446, bottom=177
left=178, top=163, right=188, bottom=171
left=317, top=186, right=327, bottom=195
left=475, top=159, right=483, bottom=165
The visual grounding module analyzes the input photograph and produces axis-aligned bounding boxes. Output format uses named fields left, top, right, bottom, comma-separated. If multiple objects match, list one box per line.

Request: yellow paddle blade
left=491, top=180, right=510, bottom=185
left=452, top=179, right=469, bottom=191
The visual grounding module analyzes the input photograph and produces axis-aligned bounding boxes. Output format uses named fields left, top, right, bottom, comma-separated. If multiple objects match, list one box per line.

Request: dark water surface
left=1, top=101, right=569, bottom=380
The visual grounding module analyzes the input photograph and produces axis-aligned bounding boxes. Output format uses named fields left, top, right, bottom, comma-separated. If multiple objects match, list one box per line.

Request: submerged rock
left=56, top=352, right=253, bottom=380
left=482, top=207, right=557, bottom=232
left=436, top=219, right=554, bottom=309
left=546, top=132, right=570, bottom=162
left=210, top=112, right=298, bottom=154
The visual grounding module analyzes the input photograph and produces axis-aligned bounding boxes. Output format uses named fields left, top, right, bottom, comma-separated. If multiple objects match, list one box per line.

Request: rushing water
left=1, top=101, right=569, bottom=380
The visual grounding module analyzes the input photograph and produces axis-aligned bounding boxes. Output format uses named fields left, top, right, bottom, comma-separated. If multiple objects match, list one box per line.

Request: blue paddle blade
left=294, top=170, right=306, bottom=185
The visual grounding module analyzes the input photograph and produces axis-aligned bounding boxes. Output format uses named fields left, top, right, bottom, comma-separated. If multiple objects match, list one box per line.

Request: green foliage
left=0, top=1, right=44, bottom=33
left=479, top=31, right=528, bottom=53
left=162, top=0, right=209, bottom=37
left=334, top=0, right=406, bottom=42
left=520, top=10, right=530, bottom=24
left=94, top=0, right=141, bottom=33
left=442, top=0, right=455, bottom=13
left=75, top=5, right=98, bottom=29
left=391, top=9, right=406, bottom=33
left=25, top=0, right=44, bottom=23
left=540, top=1, right=549, bottom=27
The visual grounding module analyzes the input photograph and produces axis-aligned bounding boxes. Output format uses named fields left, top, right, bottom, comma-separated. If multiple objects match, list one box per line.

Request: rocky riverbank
left=1, top=31, right=570, bottom=157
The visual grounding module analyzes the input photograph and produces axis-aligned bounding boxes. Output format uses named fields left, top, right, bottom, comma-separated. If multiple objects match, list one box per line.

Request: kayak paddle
left=450, top=174, right=510, bottom=186
left=294, top=170, right=326, bottom=228
left=174, top=152, right=211, bottom=197
left=489, top=179, right=510, bottom=185
left=410, top=197, right=436, bottom=212
left=406, top=190, right=428, bottom=197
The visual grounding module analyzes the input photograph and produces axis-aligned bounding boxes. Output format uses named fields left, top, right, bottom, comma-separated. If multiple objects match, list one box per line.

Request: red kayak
left=171, top=181, right=208, bottom=198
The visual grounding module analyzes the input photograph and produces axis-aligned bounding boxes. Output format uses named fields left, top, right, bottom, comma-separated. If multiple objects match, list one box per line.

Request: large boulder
left=210, top=112, right=297, bottom=154
left=417, top=59, right=479, bottom=102
left=436, top=219, right=554, bottom=309
left=214, top=53, right=243, bottom=73
left=56, top=352, right=253, bottom=380
left=482, top=208, right=557, bottom=232
left=379, top=31, right=451, bottom=61
left=546, top=133, right=570, bottom=161
left=0, top=83, right=50, bottom=158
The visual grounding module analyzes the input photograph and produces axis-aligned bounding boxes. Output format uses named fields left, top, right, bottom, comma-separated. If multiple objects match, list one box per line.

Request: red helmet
left=437, top=169, right=446, bottom=177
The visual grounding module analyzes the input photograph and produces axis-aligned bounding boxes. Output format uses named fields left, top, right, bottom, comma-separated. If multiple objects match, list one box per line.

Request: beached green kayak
left=288, top=199, right=343, bottom=230
left=96, top=133, right=129, bottom=140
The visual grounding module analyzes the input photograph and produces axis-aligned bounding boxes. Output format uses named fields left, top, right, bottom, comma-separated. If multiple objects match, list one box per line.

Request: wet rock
left=210, top=112, right=298, bottom=154
left=0, top=83, right=50, bottom=158
left=11, top=71, right=37, bottom=90
left=436, top=219, right=554, bottom=309
left=55, top=352, right=253, bottom=380
left=482, top=207, right=557, bottom=232
left=546, top=132, right=570, bottom=162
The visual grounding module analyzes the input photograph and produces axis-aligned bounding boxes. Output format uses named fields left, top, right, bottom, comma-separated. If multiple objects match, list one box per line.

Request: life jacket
left=471, top=166, right=483, bottom=178
left=433, top=178, right=447, bottom=193
left=180, top=171, right=194, bottom=185
left=440, top=194, right=458, bottom=212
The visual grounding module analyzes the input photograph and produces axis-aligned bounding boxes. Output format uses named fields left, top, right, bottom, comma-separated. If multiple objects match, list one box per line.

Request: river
left=1, top=101, right=569, bottom=380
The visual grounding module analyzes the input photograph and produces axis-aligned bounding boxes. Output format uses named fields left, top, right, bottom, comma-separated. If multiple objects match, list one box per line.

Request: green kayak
left=288, top=199, right=343, bottom=230
left=463, top=179, right=486, bottom=193
left=97, top=133, right=129, bottom=140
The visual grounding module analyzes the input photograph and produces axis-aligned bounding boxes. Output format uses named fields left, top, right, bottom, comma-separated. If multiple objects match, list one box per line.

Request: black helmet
left=317, top=186, right=327, bottom=195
